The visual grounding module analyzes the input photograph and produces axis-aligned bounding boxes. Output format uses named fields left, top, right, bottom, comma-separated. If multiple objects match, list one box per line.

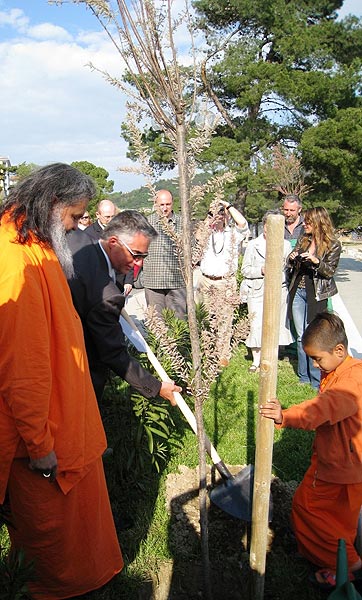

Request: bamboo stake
left=249, top=214, right=285, bottom=599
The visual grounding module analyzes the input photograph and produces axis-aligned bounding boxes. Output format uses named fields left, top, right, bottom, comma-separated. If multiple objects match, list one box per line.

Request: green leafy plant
left=129, top=392, right=180, bottom=474
left=104, top=341, right=184, bottom=481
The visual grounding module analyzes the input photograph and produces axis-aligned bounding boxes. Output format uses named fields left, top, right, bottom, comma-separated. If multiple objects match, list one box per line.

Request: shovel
left=327, top=539, right=362, bottom=600
left=120, top=308, right=273, bottom=521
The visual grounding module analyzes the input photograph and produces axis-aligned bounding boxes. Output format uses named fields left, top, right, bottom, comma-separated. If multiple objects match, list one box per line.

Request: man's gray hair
left=101, top=210, right=157, bottom=243
left=284, top=194, right=302, bottom=206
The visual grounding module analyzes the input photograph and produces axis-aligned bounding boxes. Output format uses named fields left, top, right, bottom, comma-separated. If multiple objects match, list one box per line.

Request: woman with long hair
left=288, top=206, right=342, bottom=388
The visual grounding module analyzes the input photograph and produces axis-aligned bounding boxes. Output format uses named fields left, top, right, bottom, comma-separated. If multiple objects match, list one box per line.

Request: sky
left=1, top=0, right=362, bottom=193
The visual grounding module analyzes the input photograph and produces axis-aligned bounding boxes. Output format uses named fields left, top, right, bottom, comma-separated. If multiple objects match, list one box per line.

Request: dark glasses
left=117, top=238, right=148, bottom=261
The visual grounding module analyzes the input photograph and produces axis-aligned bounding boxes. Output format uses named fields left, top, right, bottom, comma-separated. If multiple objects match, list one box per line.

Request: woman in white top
left=241, top=210, right=293, bottom=372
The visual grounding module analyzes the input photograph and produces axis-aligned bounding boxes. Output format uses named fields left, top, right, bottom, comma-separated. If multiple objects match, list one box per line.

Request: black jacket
left=84, top=220, right=104, bottom=242
left=288, top=237, right=342, bottom=302
left=68, top=242, right=161, bottom=403
left=67, top=226, right=134, bottom=289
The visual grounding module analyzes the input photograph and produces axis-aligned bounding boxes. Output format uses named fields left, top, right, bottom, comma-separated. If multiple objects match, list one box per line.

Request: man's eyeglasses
left=117, top=238, right=148, bottom=261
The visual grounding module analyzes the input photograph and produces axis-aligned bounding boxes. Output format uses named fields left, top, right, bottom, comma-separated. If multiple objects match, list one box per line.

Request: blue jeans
left=292, top=287, right=320, bottom=389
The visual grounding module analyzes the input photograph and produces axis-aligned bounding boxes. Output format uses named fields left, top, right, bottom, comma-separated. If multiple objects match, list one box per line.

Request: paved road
left=335, top=254, right=362, bottom=335
left=332, top=248, right=362, bottom=358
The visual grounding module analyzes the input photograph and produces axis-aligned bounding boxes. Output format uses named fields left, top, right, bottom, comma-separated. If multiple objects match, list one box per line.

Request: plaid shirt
left=142, top=211, right=185, bottom=289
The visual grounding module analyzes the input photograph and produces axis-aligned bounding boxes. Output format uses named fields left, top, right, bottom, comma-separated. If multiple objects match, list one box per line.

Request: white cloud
left=338, top=0, right=362, bottom=18
left=0, top=11, right=140, bottom=191
left=0, top=8, right=28, bottom=31
left=27, top=22, right=72, bottom=42
left=2, top=0, right=361, bottom=194
left=0, top=3, right=195, bottom=192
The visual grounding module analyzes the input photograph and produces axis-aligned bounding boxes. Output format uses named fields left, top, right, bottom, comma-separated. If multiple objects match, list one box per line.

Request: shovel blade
left=209, top=464, right=273, bottom=521
left=328, top=581, right=362, bottom=600
left=327, top=539, right=362, bottom=600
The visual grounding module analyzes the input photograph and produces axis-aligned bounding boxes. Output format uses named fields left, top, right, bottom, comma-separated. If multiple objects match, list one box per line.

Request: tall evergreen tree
left=191, top=0, right=362, bottom=222
left=300, top=106, right=362, bottom=226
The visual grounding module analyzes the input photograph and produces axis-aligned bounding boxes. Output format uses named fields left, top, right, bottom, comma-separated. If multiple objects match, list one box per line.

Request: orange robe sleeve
left=0, top=219, right=107, bottom=502
left=1, top=249, right=55, bottom=459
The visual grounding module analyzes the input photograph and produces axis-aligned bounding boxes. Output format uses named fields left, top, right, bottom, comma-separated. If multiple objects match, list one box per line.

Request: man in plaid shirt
left=142, top=190, right=187, bottom=319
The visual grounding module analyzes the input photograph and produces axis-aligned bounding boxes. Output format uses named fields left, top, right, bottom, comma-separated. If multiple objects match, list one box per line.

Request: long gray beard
left=49, top=210, right=75, bottom=279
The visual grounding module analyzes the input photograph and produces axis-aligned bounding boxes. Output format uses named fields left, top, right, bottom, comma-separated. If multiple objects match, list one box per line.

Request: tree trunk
left=175, top=118, right=212, bottom=600
left=235, top=185, right=247, bottom=214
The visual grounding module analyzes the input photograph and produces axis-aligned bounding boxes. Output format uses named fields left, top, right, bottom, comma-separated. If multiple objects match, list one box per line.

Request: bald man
left=142, top=190, right=187, bottom=319
left=85, top=199, right=117, bottom=241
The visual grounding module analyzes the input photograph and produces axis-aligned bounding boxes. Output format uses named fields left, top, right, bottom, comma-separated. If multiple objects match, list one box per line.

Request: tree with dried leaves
left=50, top=1, right=247, bottom=597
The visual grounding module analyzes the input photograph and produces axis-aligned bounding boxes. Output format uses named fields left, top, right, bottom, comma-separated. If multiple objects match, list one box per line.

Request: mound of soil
left=151, top=465, right=298, bottom=600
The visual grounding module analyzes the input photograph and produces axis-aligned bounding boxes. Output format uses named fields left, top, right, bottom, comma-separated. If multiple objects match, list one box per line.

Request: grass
left=204, top=346, right=315, bottom=479
left=101, top=344, right=323, bottom=599
left=1, top=344, right=332, bottom=599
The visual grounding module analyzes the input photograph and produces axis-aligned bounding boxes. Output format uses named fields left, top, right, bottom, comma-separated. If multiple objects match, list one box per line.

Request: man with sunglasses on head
left=68, top=210, right=180, bottom=405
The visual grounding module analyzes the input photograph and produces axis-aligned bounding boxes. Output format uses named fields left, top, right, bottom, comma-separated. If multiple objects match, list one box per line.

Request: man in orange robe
left=0, top=163, right=123, bottom=599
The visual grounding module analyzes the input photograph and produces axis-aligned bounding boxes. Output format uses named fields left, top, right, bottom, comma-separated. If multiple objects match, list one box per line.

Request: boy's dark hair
left=302, top=312, right=348, bottom=351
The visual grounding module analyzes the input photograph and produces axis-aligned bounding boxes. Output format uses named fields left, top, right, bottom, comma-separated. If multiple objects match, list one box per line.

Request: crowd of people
left=241, top=196, right=342, bottom=389
left=0, top=162, right=358, bottom=598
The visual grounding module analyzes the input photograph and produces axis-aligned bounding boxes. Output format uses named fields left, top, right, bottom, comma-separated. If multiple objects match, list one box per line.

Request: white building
left=0, top=156, right=12, bottom=197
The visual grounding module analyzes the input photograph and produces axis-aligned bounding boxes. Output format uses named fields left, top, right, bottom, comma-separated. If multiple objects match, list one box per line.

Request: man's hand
left=29, top=450, right=58, bottom=481
left=159, top=381, right=182, bottom=406
left=123, top=284, right=132, bottom=296
left=259, top=398, right=283, bottom=424
left=219, top=200, right=230, bottom=209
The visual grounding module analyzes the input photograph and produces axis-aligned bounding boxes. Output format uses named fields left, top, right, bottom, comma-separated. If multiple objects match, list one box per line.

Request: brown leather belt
left=202, top=273, right=224, bottom=281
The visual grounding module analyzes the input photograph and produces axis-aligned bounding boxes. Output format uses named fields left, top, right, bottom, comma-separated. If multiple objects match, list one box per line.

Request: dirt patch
left=151, top=465, right=298, bottom=600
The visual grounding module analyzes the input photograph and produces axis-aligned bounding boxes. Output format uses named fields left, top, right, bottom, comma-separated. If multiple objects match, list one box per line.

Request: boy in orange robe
left=0, top=164, right=123, bottom=599
left=260, top=312, right=362, bottom=591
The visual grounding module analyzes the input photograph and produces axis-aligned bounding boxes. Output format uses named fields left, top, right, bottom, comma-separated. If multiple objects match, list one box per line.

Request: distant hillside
left=111, top=186, right=154, bottom=213
left=110, top=173, right=212, bottom=214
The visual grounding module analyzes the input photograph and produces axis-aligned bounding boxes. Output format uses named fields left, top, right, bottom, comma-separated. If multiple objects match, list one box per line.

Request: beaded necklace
left=211, top=230, right=225, bottom=254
